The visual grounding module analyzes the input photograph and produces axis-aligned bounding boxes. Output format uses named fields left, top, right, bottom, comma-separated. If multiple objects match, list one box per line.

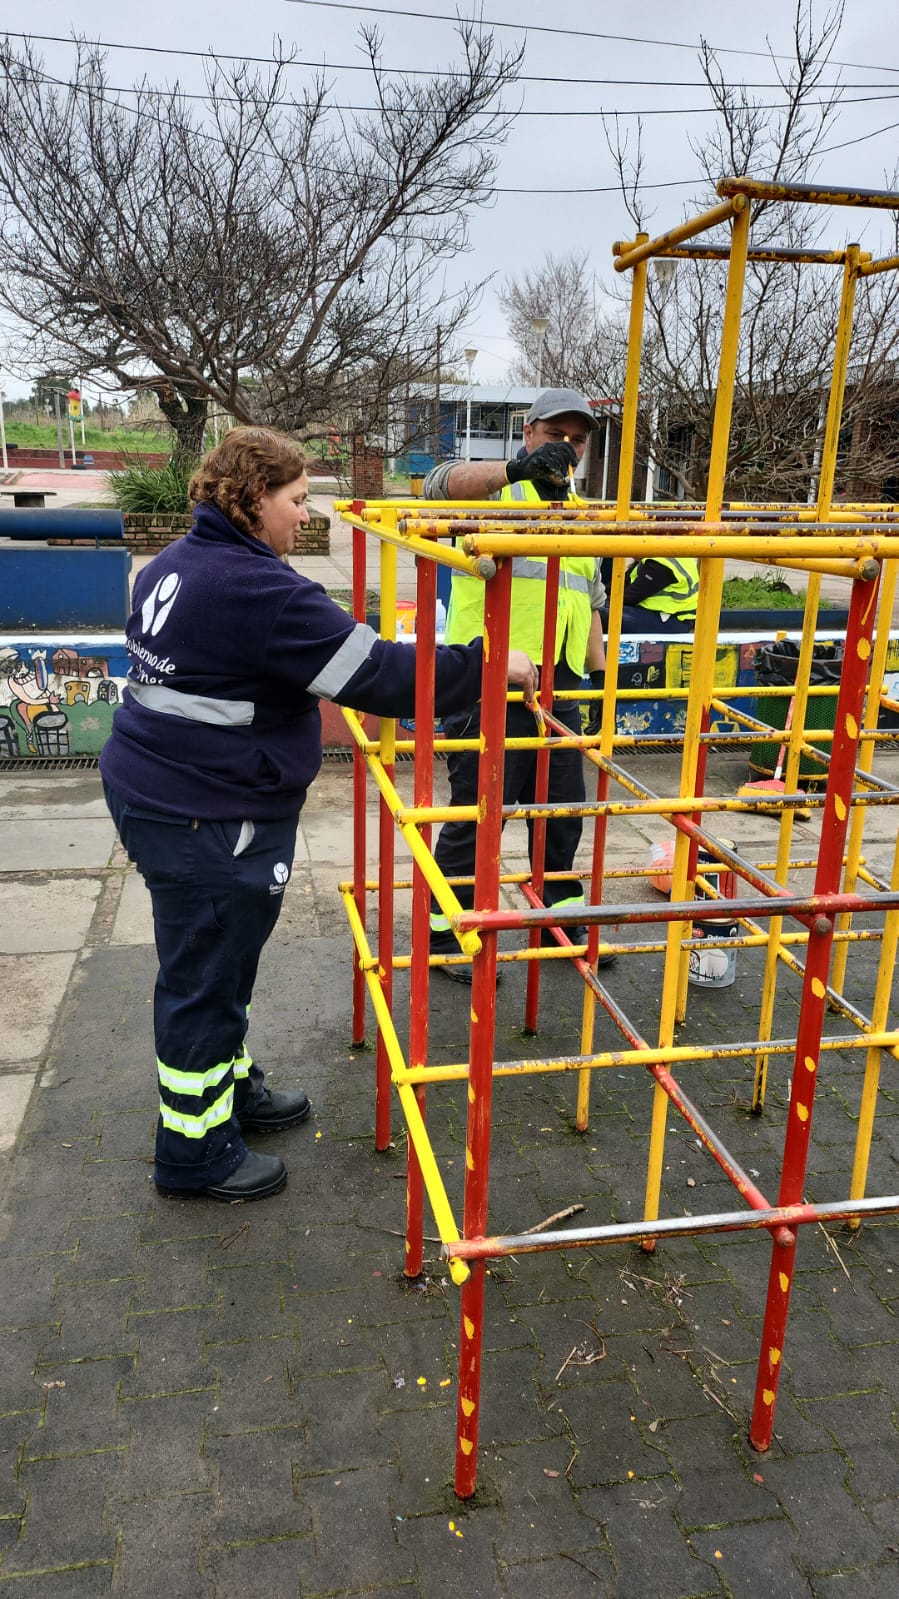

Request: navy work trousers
left=430, top=667, right=585, bottom=941
left=104, top=782, right=299, bottom=1191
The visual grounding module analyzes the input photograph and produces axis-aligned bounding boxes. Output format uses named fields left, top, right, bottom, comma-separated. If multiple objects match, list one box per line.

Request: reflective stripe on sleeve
left=128, top=680, right=255, bottom=726
left=307, top=622, right=380, bottom=701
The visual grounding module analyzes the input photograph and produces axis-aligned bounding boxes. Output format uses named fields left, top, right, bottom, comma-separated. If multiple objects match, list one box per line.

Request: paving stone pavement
left=1, top=754, right=898, bottom=1598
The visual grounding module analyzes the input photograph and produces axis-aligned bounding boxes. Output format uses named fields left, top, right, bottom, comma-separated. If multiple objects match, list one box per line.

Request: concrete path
left=1, top=750, right=899, bottom=1596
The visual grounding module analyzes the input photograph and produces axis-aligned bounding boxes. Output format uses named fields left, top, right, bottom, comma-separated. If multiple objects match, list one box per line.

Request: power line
left=15, top=63, right=899, bottom=120
left=1, top=56, right=703, bottom=196
left=0, top=29, right=892, bottom=91
left=283, top=0, right=899, bottom=79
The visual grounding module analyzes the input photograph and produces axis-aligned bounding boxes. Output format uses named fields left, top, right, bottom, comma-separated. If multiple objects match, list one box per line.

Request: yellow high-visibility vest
left=445, top=479, right=594, bottom=673
left=631, top=555, right=700, bottom=620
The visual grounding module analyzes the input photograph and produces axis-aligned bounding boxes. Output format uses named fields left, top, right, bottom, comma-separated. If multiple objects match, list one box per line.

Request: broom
left=738, top=695, right=811, bottom=820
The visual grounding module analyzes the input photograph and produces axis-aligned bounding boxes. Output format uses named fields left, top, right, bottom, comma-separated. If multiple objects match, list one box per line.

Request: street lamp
left=530, top=315, right=549, bottom=389
left=463, top=347, right=477, bottom=461
left=0, top=389, right=7, bottom=473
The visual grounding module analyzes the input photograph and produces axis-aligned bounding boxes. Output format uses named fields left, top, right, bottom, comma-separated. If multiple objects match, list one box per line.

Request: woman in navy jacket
left=101, top=427, right=537, bottom=1201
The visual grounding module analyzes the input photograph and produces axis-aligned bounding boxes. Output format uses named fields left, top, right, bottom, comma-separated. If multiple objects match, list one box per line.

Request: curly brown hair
left=188, top=427, right=307, bottom=537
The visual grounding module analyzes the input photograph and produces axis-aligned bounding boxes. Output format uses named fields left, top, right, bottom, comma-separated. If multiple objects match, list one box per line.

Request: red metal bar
left=351, top=512, right=368, bottom=1048
left=524, top=556, right=560, bottom=1033
left=405, top=554, right=437, bottom=1277
left=519, top=882, right=779, bottom=1216
left=457, top=888, right=893, bottom=934
left=751, top=568, right=880, bottom=1450
left=445, top=1193, right=899, bottom=1262
left=455, top=556, right=513, bottom=1500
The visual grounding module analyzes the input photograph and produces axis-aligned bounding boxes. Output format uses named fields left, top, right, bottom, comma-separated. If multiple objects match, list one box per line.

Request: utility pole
left=433, top=324, right=441, bottom=465
left=53, top=390, right=65, bottom=468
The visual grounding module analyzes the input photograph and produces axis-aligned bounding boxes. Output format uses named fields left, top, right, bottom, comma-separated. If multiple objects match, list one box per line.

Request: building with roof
left=390, top=383, right=627, bottom=496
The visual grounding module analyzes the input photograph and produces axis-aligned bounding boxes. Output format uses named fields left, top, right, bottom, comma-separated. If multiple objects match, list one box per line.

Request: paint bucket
left=395, top=601, right=417, bottom=635
left=688, top=871, right=738, bottom=989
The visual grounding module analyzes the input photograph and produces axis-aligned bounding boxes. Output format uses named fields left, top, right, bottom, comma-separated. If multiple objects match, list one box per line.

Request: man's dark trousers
left=430, top=665, right=585, bottom=940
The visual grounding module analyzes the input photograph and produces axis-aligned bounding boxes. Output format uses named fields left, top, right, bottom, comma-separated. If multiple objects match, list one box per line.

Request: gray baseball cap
left=526, top=387, right=599, bottom=431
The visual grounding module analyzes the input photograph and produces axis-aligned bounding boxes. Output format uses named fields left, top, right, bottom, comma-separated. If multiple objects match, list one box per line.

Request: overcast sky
left=2, top=0, right=899, bottom=401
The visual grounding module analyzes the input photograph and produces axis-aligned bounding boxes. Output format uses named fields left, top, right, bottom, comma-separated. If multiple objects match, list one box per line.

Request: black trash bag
left=754, top=638, right=843, bottom=687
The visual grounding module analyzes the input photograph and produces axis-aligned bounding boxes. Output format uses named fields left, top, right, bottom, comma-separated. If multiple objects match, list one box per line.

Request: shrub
left=721, top=572, right=802, bottom=609
left=107, top=455, right=195, bottom=515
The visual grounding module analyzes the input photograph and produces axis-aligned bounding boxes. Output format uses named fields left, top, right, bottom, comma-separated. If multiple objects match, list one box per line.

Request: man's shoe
left=543, top=924, right=617, bottom=968
left=157, top=1149, right=287, bottom=1202
left=239, top=1086, right=311, bottom=1132
left=434, top=961, right=504, bottom=987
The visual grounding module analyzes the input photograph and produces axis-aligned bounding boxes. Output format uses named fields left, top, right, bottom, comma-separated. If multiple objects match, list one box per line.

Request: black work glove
left=584, top=669, right=605, bottom=737
left=506, top=440, right=577, bottom=494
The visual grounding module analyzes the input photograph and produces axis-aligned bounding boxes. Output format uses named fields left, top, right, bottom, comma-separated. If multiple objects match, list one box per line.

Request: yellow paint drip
left=763, top=1389, right=776, bottom=1406
left=449, top=1259, right=470, bottom=1286
left=465, top=1146, right=474, bottom=1171
left=460, top=1437, right=473, bottom=1455
left=779, top=1272, right=790, bottom=1293
left=804, top=1055, right=817, bottom=1074
left=468, top=1085, right=475, bottom=1104
left=464, top=1316, right=475, bottom=1339
left=845, top=713, right=859, bottom=738
left=857, top=637, right=872, bottom=660
left=461, top=1396, right=476, bottom=1418
left=812, top=977, right=826, bottom=998
left=834, top=794, right=847, bottom=822
left=470, top=1006, right=478, bottom=1024
left=769, top=1347, right=782, bottom=1366
left=796, top=1103, right=809, bottom=1122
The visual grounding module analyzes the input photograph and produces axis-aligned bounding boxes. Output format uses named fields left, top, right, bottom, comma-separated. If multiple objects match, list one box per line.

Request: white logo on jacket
left=141, top=572, right=182, bottom=637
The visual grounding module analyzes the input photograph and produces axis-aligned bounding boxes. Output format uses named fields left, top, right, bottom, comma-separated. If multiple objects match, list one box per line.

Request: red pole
left=750, top=569, right=879, bottom=1449
left=524, top=556, right=559, bottom=1034
left=405, top=552, right=437, bottom=1276
left=455, top=556, right=513, bottom=1499
left=351, top=513, right=368, bottom=1048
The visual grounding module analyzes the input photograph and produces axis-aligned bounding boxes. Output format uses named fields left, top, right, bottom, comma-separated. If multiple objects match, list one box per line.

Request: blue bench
left=0, top=509, right=130, bottom=629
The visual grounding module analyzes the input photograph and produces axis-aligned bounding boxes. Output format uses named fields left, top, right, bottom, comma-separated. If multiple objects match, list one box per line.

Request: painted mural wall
left=1, top=628, right=897, bottom=762
left=0, top=636, right=129, bottom=759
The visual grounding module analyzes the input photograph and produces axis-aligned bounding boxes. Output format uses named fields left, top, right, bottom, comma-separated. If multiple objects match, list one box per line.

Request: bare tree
left=0, top=28, right=521, bottom=457
left=498, top=252, right=625, bottom=396
left=605, top=0, right=899, bottom=503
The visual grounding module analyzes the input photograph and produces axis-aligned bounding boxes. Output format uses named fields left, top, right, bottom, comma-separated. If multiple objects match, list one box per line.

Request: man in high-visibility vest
left=598, top=554, right=699, bottom=635
left=422, top=388, right=614, bottom=983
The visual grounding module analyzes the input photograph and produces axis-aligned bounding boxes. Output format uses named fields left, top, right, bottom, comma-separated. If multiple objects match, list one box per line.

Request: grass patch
left=5, top=421, right=170, bottom=453
left=721, top=571, right=802, bottom=609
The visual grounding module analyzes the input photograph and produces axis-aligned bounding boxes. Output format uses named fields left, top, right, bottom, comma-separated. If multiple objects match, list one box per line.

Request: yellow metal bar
left=613, top=195, right=745, bottom=272
left=457, top=533, right=899, bottom=560
left=848, top=830, right=899, bottom=1219
left=831, top=555, right=898, bottom=993
left=645, top=197, right=751, bottom=1232
left=365, top=754, right=481, bottom=956
left=391, top=1030, right=899, bottom=1087
left=858, top=254, right=899, bottom=277
left=718, top=175, right=899, bottom=211
left=340, top=886, right=467, bottom=1277
left=613, top=234, right=648, bottom=521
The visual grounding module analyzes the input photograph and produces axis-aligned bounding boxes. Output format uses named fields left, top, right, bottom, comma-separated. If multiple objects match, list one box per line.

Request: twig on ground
left=817, top=1221, right=854, bottom=1287
left=219, top=1221, right=251, bottom=1249
left=523, top=1203, right=586, bottom=1235
left=555, top=1344, right=580, bottom=1383
left=559, top=1551, right=605, bottom=1582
